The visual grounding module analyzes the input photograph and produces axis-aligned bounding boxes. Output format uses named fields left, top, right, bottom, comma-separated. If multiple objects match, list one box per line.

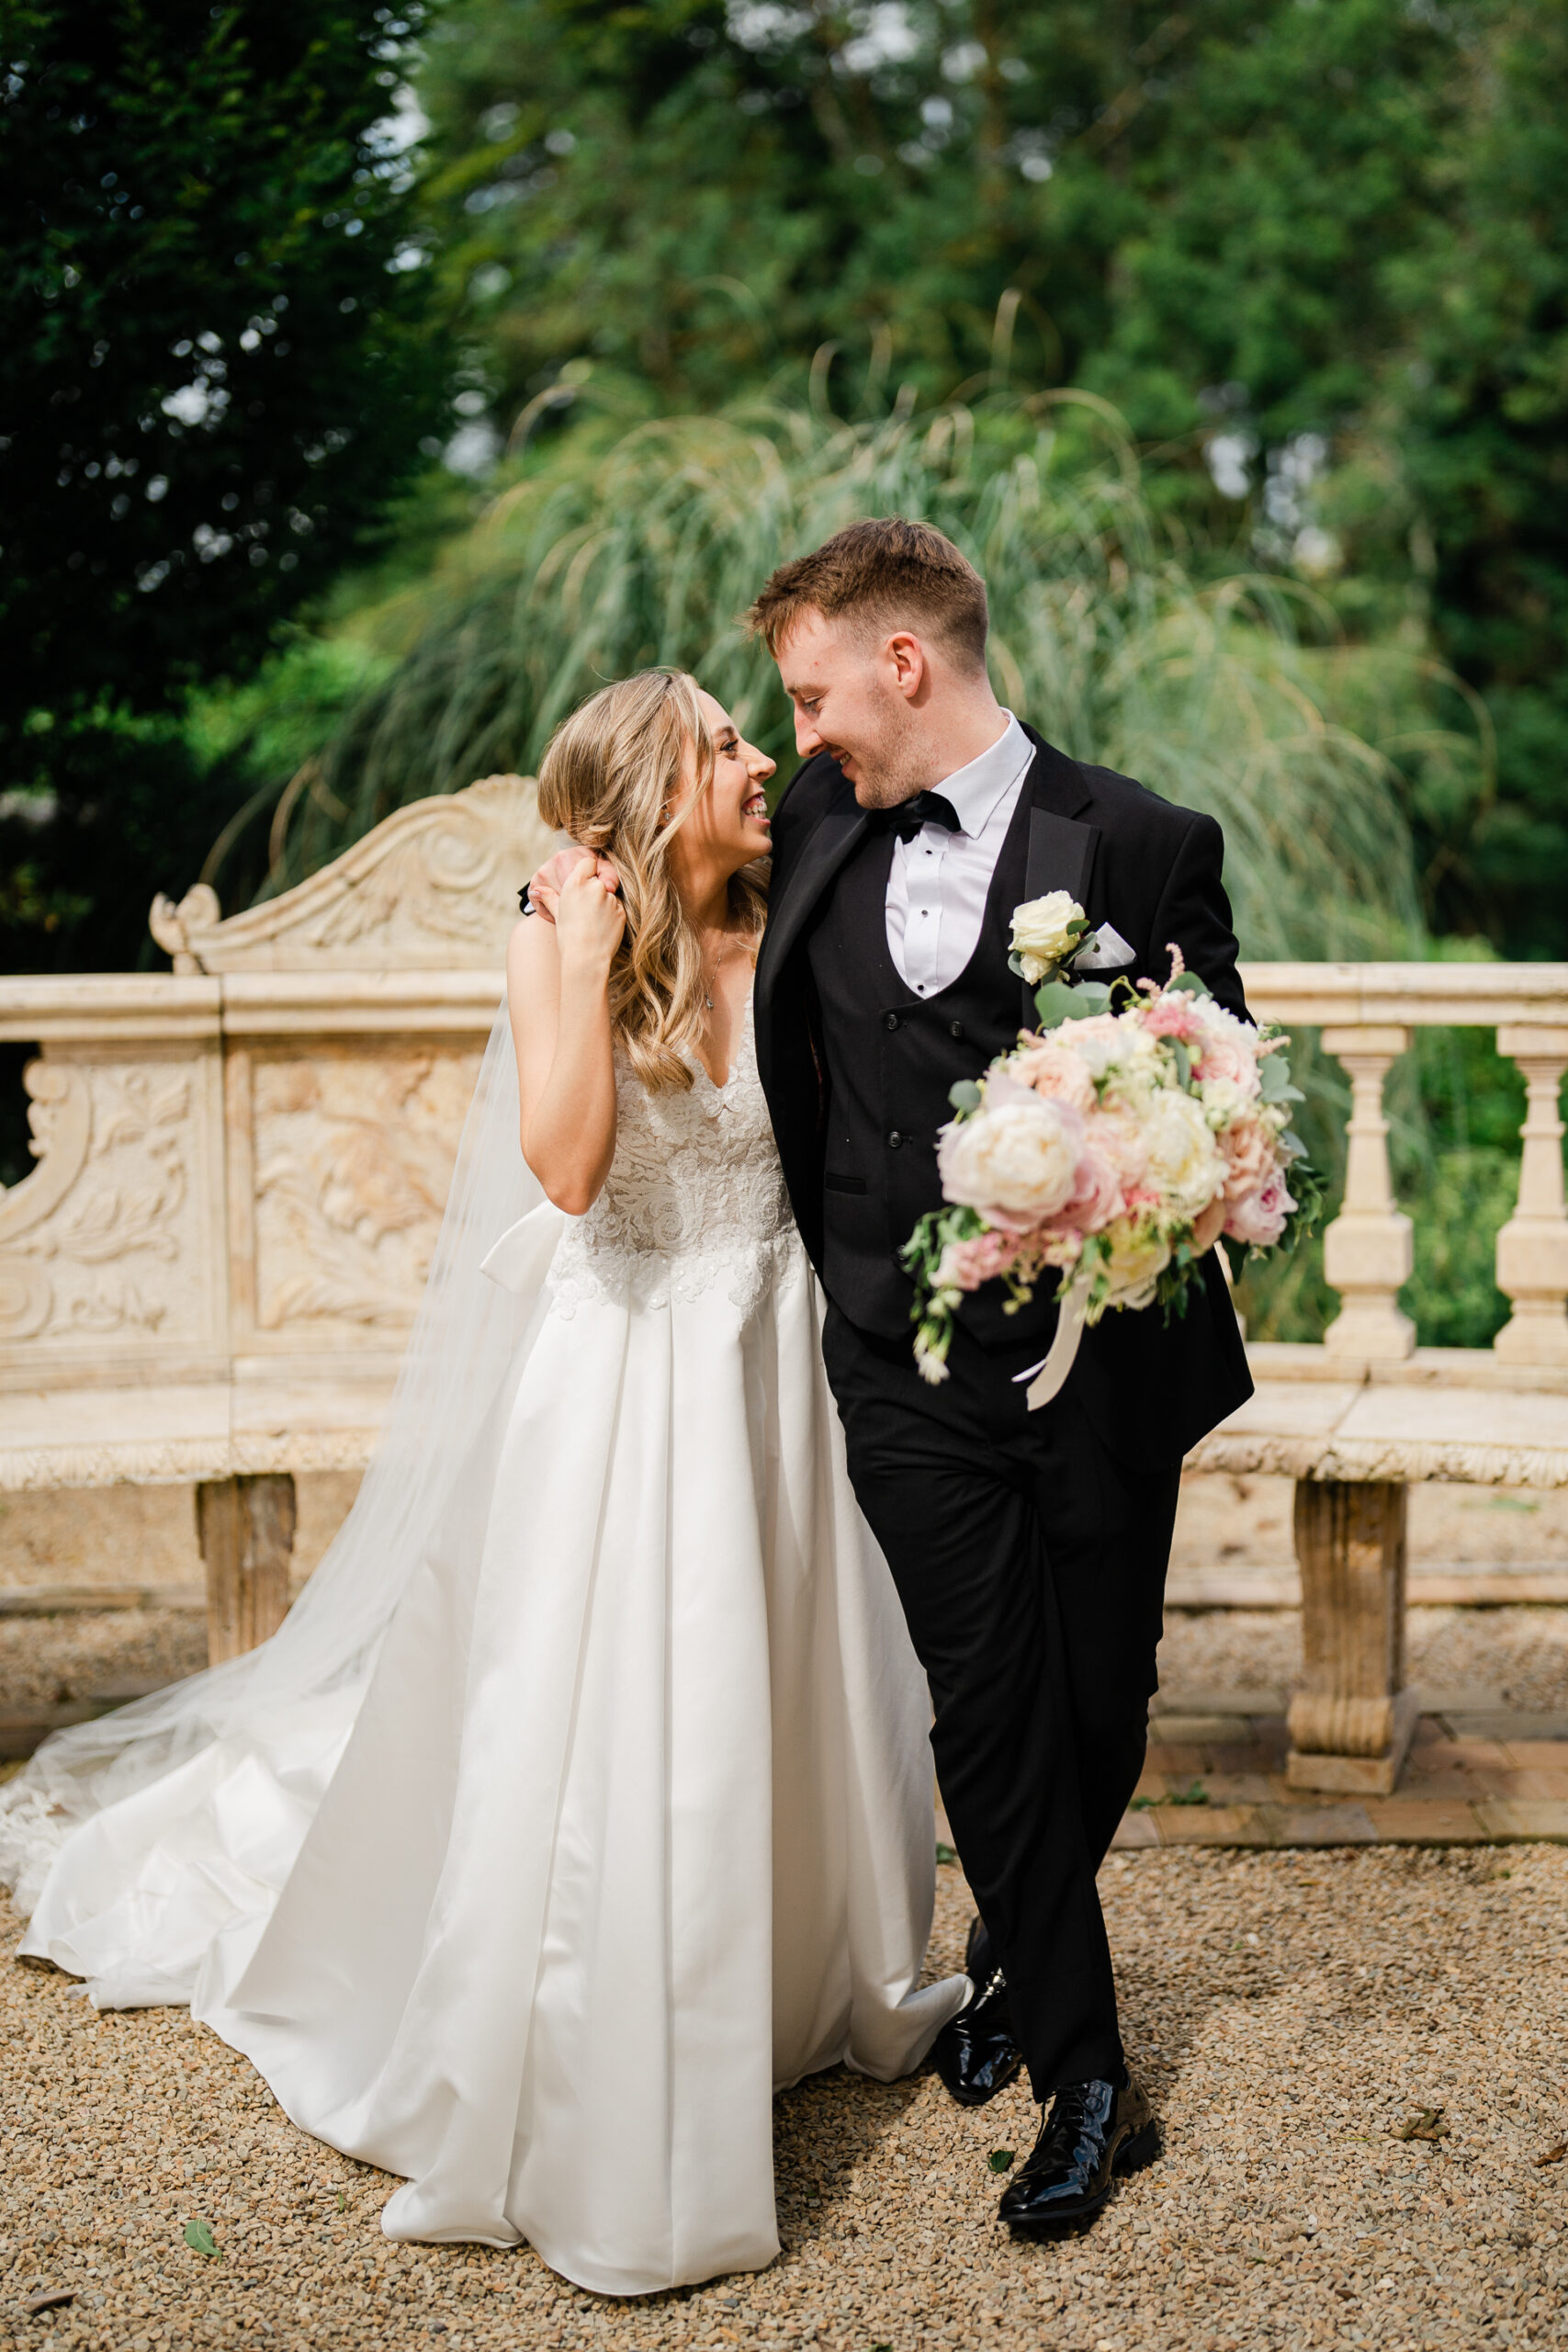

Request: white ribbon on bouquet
left=1011, top=1264, right=1095, bottom=1412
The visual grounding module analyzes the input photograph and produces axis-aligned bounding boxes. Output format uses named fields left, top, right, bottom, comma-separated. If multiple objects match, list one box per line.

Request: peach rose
left=1219, top=1114, right=1273, bottom=1201
left=1010, top=1040, right=1097, bottom=1116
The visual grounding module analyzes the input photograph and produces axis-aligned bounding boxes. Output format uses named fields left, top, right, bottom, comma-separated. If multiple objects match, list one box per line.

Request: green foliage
left=415, top=0, right=1568, bottom=956
left=0, top=0, right=450, bottom=738
left=264, top=391, right=1454, bottom=979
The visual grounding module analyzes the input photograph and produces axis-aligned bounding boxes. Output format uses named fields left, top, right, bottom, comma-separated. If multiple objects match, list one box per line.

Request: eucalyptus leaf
left=948, top=1079, right=982, bottom=1114
left=1169, top=969, right=1213, bottom=998
left=1171, top=1038, right=1192, bottom=1087
left=1032, top=978, right=1080, bottom=1028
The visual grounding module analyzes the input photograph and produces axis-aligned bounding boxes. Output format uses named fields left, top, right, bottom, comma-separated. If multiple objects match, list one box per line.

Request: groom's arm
left=1145, top=810, right=1247, bottom=1023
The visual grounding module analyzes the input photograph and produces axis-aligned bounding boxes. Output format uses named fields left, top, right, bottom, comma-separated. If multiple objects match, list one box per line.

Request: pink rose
left=1010, top=1041, right=1097, bottom=1115
left=1141, top=996, right=1202, bottom=1044
left=1219, top=1114, right=1273, bottom=1201
left=1188, top=1002, right=1262, bottom=1098
left=1059, top=1147, right=1122, bottom=1234
left=936, top=1229, right=1022, bottom=1293
left=1224, top=1170, right=1295, bottom=1249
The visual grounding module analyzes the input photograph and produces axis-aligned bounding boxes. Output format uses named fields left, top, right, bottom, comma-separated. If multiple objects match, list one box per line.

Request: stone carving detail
left=0, top=1058, right=207, bottom=1349
left=151, top=774, right=554, bottom=973
left=252, top=1048, right=480, bottom=1331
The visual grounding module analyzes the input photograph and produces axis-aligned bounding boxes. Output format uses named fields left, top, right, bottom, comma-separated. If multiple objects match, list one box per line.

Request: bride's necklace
left=698, top=929, right=747, bottom=1012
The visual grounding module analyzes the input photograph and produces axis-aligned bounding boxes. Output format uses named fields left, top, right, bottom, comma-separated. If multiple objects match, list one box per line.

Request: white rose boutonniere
left=1009, top=892, right=1089, bottom=987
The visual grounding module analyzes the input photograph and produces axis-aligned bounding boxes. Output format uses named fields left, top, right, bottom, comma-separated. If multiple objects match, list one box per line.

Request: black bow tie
left=872, top=790, right=962, bottom=844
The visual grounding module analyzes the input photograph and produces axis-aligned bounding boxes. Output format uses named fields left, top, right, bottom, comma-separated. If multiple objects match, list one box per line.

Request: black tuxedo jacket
left=753, top=724, right=1255, bottom=1468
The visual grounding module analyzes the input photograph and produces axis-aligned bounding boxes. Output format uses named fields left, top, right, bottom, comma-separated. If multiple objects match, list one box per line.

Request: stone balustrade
left=2, top=795, right=1567, bottom=1782
left=1239, top=961, right=1568, bottom=1368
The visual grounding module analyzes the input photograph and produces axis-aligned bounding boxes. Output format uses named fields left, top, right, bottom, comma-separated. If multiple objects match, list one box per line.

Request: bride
left=1, top=668, right=964, bottom=2297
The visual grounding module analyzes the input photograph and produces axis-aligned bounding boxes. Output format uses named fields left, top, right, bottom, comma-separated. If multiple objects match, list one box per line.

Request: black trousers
left=821, top=1304, right=1181, bottom=2100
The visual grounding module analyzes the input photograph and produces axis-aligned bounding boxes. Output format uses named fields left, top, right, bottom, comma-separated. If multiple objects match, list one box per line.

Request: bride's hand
left=526, top=844, right=620, bottom=924
left=554, top=852, right=626, bottom=974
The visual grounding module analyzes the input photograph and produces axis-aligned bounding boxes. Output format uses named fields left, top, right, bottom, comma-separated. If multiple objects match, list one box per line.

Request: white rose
left=1100, top=1218, right=1172, bottom=1309
left=1010, top=891, right=1085, bottom=985
left=1142, top=1088, right=1226, bottom=1217
left=938, top=1096, right=1083, bottom=1230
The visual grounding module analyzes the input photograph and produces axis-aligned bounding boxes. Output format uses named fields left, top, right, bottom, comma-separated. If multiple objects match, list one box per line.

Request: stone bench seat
left=6, top=786, right=1568, bottom=1803
left=1191, top=1342, right=1568, bottom=1490
left=0, top=1371, right=394, bottom=1494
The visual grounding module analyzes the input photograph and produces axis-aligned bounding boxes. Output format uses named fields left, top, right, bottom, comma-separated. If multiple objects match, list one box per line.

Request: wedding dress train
left=11, top=999, right=964, bottom=2295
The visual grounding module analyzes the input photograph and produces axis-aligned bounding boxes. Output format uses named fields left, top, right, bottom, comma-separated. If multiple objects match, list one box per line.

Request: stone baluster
left=1321, top=1025, right=1416, bottom=1362
left=1287, top=1479, right=1418, bottom=1794
left=1493, top=1026, right=1568, bottom=1365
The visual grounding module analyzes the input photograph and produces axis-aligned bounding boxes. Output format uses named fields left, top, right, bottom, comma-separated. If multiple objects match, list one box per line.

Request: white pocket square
left=1070, top=922, right=1136, bottom=973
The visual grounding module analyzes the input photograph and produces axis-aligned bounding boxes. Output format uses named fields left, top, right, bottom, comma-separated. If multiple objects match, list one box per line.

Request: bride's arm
left=506, top=857, right=625, bottom=1214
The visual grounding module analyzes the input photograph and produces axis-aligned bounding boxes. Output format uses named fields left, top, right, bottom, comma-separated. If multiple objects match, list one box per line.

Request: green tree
left=0, top=0, right=450, bottom=967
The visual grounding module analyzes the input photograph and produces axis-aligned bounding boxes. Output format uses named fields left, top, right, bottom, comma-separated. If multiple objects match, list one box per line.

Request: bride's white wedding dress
left=8, top=996, right=964, bottom=2297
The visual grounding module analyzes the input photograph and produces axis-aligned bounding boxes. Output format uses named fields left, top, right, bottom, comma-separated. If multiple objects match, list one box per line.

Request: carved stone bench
left=1193, top=962, right=1568, bottom=1795
left=0, top=775, right=550, bottom=1663
left=4, top=820, right=1567, bottom=1805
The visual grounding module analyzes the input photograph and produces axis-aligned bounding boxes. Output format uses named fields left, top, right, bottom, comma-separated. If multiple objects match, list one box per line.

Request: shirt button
left=950, top=1020, right=965, bottom=1039
left=887, top=1130, right=904, bottom=1149
left=884, top=1012, right=899, bottom=1032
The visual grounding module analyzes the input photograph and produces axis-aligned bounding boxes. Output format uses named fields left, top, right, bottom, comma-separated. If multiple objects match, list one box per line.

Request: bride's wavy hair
left=536, top=669, right=769, bottom=1095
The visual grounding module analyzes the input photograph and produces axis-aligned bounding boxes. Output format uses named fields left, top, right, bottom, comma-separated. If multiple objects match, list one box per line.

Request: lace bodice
left=547, top=997, right=799, bottom=1318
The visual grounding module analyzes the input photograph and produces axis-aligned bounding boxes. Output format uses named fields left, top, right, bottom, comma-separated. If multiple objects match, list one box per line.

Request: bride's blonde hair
left=536, top=669, right=769, bottom=1094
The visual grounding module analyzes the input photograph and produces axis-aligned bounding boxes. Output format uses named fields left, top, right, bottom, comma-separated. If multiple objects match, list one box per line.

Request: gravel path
left=5, top=1838, right=1567, bottom=2350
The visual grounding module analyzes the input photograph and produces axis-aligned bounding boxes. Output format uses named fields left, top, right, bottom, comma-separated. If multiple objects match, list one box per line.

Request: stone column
left=1321, top=1024, right=1416, bottom=1362
left=1286, top=1478, right=1417, bottom=1795
left=196, top=1474, right=297, bottom=1665
left=1494, top=1027, right=1568, bottom=1365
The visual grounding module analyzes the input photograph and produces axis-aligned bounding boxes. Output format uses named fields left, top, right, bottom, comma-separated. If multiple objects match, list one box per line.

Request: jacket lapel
left=755, top=797, right=870, bottom=1012
left=1018, top=732, right=1100, bottom=1023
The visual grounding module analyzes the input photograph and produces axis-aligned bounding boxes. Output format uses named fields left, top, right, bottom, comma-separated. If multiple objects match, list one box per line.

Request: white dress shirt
left=884, top=711, right=1034, bottom=997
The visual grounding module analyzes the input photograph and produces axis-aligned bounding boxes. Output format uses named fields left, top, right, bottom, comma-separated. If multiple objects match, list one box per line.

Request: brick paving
left=1121, top=1696, right=1568, bottom=1849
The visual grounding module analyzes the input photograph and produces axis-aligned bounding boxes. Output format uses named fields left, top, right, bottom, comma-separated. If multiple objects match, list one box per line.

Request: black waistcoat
left=805, top=786, right=1054, bottom=1347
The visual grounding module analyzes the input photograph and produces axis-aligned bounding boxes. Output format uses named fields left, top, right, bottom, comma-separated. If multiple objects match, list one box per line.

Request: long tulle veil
left=0, top=1003, right=542, bottom=1915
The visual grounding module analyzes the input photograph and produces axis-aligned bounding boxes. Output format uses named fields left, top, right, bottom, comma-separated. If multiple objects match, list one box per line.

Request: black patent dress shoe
left=998, top=2072, right=1159, bottom=2239
left=931, top=1923, right=1024, bottom=2107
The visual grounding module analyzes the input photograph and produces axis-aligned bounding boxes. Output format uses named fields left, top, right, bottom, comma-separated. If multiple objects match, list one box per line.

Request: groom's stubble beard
left=840, top=684, right=933, bottom=810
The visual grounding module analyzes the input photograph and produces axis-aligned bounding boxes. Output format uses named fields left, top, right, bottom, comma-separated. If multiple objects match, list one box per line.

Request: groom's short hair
left=746, top=518, right=989, bottom=672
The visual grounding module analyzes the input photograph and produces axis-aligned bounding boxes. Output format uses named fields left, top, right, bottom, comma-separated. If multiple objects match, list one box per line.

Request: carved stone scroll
left=1286, top=1478, right=1417, bottom=1795
left=151, top=774, right=554, bottom=974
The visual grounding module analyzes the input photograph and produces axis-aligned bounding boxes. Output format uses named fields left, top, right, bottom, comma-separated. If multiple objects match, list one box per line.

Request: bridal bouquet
left=902, top=893, right=1319, bottom=1405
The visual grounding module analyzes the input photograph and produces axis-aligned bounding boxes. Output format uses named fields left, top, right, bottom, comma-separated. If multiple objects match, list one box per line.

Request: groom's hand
left=525, top=844, right=621, bottom=924
left=1191, top=1196, right=1228, bottom=1255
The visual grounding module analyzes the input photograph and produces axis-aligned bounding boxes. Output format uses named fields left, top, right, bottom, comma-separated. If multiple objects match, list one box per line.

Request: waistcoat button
left=950, top=1020, right=965, bottom=1039
left=887, top=1130, right=904, bottom=1149
left=884, top=1011, right=900, bottom=1031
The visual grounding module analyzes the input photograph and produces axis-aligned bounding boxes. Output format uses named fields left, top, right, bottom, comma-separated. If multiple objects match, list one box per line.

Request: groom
left=747, top=518, right=1252, bottom=2239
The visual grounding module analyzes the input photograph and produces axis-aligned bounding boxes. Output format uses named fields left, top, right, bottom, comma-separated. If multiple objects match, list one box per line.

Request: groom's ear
left=886, top=631, right=928, bottom=700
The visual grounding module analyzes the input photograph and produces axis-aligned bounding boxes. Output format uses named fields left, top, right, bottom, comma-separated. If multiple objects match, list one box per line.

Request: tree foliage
left=1, top=0, right=449, bottom=729
left=419, top=0, right=1568, bottom=955
left=0, top=0, right=453, bottom=970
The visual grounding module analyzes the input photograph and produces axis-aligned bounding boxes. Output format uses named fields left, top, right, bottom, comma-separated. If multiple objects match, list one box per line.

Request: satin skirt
left=27, top=1216, right=963, bottom=2294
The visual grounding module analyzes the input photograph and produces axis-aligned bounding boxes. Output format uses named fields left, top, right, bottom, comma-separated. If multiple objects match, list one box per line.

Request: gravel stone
left=5, top=1841, right=1566, bottom=2349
